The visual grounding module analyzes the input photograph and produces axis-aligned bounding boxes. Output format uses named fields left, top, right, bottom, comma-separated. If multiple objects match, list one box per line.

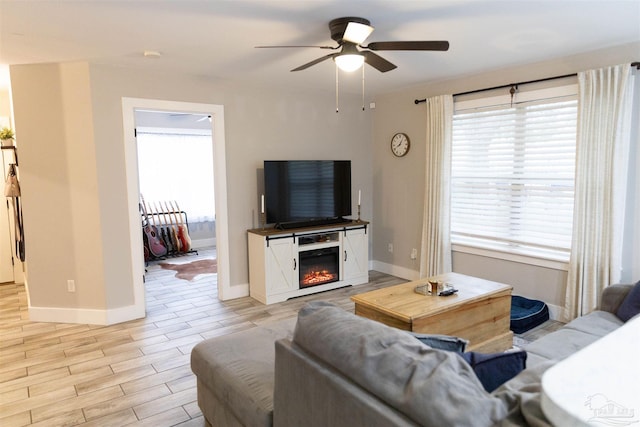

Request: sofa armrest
left=600, top=284, right=633, bottom=314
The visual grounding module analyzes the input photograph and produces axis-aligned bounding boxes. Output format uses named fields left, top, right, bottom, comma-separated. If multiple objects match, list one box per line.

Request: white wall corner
left=546, top=303, right=564, bottom=322
left=220, top=283, right=249, bottom=301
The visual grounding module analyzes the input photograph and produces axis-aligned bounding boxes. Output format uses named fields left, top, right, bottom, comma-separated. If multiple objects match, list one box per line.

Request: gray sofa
left=191, top=284, right=632, bottom=427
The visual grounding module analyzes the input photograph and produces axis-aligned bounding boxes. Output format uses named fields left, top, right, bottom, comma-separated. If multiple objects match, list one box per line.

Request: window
left=451, top=85, right=577, bottom=262
left=137, top=129, right=215, bottom=223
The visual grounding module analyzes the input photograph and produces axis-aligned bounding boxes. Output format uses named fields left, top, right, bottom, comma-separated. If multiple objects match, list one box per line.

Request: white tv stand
left=247, top=220, right=369, bottom=305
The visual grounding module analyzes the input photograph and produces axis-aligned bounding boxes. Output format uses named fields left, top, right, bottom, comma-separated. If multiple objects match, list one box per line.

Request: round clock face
left=391, top=133, right=410, bottom=157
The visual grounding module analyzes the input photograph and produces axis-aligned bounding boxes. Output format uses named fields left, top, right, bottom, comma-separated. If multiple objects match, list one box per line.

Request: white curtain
left=563, top=64, right=634, bottom=321
left=419, top=95, right=453, bottom=278
left=137, top=132, right=215, bottom=223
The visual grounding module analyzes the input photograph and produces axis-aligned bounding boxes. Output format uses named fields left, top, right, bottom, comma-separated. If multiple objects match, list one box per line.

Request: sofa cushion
left=293, top=301, right=509, bottom=427
left=190, top=318, right=296, bottom=427
left=525, top=352, right=551, bottom=369
left=408, top=332, right=468, bottom=353
left=524, top=328, right=601, bottom=362
left=462, top=350, right=528, bottom=392
left=601, top=284, right=634, bottom=313
left=616, top=281, right=640, bottom=322
left=563, top=310, right=624, bottom=337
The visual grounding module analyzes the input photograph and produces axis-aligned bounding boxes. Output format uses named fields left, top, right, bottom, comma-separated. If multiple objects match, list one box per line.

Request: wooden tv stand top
left=248, top=220, right=369, bottom=237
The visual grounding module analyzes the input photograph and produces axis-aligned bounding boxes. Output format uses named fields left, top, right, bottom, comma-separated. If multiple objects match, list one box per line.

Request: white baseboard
left=546, top=303, right=563, bottom=321
left=371, top=260, right=420, bottom=282
left=29, top=304, right=145, bottom=325
left=220, top=283, right=249, bottom=301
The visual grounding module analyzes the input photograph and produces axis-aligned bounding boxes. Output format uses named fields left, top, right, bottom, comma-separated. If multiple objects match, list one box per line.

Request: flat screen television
left=264, top=160, right=351, bottom=229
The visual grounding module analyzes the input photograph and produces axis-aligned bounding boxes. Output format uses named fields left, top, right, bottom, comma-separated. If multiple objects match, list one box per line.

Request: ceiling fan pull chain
left=362, top=65, right=365, bottom=111
left=336, top=64, right=340, bottom=113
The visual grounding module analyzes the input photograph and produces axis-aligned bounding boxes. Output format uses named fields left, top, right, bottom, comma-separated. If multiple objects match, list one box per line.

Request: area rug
left=159, top=258, right=217, bottom=281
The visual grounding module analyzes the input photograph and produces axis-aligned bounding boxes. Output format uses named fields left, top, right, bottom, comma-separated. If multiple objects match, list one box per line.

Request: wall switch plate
left=388, top=243, right=393, bottom=253
left=67, top=280, right=75, bottom=292
left=411, top=248, right=418, bottom=260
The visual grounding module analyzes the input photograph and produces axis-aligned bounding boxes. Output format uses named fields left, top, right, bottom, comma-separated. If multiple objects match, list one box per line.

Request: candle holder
left=357, top=204, right=361, bottom=222
left=261, top=212, right=266, bottom=230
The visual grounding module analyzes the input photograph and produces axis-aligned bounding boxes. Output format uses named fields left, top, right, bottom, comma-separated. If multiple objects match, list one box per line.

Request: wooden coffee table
left=351, top=272, right=513, bottom=352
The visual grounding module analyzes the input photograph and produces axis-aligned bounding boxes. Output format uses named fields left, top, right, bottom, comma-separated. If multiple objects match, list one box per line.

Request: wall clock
left=390, top=132, right=410, bottom=157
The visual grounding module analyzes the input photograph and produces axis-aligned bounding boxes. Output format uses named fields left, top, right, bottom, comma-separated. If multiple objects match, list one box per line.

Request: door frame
left=0, top=159, right=15, bottom=283
left=122, top=98, right=231, bottom=310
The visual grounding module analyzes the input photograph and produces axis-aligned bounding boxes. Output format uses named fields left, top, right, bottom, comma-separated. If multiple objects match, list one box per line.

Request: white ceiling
left=1, top=1, right=639, bottom=95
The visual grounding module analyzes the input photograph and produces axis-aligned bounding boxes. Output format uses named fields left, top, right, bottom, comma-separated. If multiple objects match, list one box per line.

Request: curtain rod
left=414, top=61, right=640, bottom=105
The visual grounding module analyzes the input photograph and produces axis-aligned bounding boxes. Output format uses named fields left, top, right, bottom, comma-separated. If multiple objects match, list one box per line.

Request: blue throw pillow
left=616, top=281, right=640, bottom=322
left=461, top=350, right=527, bottom=392
left=409, top=332, right=468, bottom=353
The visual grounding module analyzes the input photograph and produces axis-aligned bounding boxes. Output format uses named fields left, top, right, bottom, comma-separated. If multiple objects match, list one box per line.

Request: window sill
left=451, top=244, right=569, bottom=271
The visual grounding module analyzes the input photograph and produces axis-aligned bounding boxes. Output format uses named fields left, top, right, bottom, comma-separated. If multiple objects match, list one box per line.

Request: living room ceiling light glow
left=334, top=54, right=365, bottom=72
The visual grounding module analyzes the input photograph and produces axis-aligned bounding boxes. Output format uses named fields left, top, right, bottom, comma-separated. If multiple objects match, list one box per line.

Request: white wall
left=89, top=65, right=373, bottom=296
left=11, top=63, right=109, bottom=317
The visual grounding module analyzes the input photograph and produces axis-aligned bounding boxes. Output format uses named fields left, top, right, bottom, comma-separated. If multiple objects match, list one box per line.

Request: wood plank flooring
left=0, top=249, right=403, bottom=426
left=0, top=248, right=561, bottom=426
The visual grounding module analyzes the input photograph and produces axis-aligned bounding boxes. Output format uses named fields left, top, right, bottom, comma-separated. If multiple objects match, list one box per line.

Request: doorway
left=122, top=98, right=231, bottom=315
left=135, top=109, right=216, bottom=254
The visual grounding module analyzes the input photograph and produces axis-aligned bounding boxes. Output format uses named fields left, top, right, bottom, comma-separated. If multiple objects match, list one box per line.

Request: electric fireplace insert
left=299, top=246, right=340, bottom=288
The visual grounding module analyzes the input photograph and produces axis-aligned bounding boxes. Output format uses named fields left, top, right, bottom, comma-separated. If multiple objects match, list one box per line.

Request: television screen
left=264, top=160, right=351, bottom=227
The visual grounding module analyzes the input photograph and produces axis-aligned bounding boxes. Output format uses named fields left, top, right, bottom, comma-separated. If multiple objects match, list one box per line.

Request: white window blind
left=451, top=88, right=577, bottom=261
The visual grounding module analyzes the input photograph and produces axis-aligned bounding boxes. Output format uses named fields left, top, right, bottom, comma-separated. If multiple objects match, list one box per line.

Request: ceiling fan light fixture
left=334, top=54, right=364, bottom=72
left=343, top=21, right=374, bottom=44
left=143, top=50, right=162, bottom=58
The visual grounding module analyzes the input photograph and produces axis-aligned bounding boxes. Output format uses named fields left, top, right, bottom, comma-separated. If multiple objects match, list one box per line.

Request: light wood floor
left=0, top=249, right=561, bottom=426
left=0, top=249, right=405, bottom=426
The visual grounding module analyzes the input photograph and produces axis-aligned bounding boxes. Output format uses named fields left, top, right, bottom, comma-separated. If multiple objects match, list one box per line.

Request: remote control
left=439, top=288, right=458, bottom=296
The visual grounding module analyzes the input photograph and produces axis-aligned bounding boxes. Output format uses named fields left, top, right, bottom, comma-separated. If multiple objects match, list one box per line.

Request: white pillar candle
left=358, top=190, right=361, bottom=205
left=261, top=194, right=264, bottom=214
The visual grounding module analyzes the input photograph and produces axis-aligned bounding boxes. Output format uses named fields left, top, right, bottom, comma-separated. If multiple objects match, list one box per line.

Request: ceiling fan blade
left=362, top=51, right=396, bottom=73
left=291, top=53, right=337, bottom=72
left=255, top=45, right=337, bottom=50
left=365, top=41, right=450, bottom=51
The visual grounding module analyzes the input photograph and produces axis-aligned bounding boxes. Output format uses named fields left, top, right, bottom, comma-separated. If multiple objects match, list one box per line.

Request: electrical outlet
left=411, top=248, right=418, bottom=260
left=67, top=280, right=75, bottom=292
left=388, top=243, right=393, bottom=253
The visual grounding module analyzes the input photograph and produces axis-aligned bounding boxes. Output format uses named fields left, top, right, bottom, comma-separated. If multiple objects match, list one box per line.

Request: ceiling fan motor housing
left=329, top=17, right=371, bottom=43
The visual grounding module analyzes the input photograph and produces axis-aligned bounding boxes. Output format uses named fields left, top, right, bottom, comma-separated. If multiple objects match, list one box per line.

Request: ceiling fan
left=169, top=113, right=211, bottom=122
left=257, top=17, right=449, bottom=73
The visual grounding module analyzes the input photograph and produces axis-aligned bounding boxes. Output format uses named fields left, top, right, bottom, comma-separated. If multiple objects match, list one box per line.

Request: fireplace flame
left=301, top=269, right=338, bottom=286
